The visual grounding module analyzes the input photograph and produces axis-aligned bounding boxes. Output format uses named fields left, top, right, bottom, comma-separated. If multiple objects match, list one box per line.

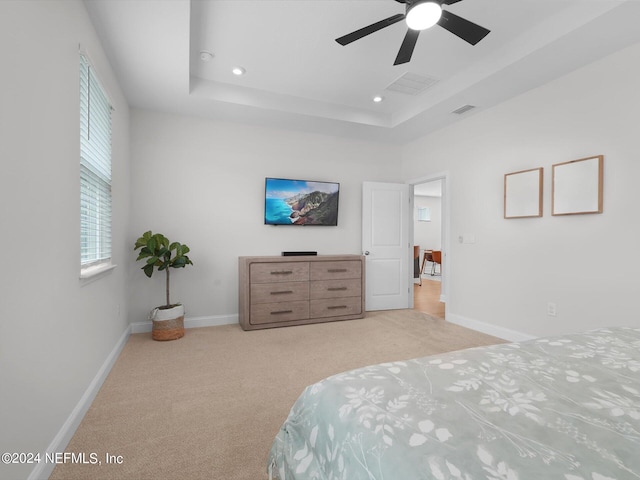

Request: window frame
left=79, top=52, right=114, bottom=279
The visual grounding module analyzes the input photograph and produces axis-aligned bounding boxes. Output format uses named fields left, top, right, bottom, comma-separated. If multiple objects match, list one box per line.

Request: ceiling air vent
left=452, top=104, right=476, bottom=115
left=385, top=72, right=438, bottom=96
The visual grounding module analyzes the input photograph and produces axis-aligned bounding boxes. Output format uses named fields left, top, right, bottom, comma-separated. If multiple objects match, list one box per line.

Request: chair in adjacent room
left=431, top=250, right=442, bottom=276
left=420, top=250, right=433, bottom=279
left=414, top=246, right=422, bottom=286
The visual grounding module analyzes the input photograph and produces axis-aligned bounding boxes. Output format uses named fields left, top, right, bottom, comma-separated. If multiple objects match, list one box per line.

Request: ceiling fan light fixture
left=232, top=66, right=246, bottom=76
left=406, top=1, right=442, bottom=31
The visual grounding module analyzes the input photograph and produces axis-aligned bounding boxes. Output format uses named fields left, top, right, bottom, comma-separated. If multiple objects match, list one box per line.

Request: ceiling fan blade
left=394, top=28, right=420, bottom=65
left=438, top=10, right=490, bottom=45
left=442, top=0, right=464, bottom=4
left=336, top=13, right=405, bottom=46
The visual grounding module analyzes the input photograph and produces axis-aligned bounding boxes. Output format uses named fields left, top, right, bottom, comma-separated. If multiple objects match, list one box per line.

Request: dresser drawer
left=310, top=278, right=362, bottom=300
left=250, top=262, right=309, bottom=283
left=310, top=296, right=362, bottom=319
left=310, top=261, right=362, bottom=280
left=250, top=300, right=310, bottom=325
left=239, top=255, right=364, bottom=330
left=251, top=282, right=309, bottom=304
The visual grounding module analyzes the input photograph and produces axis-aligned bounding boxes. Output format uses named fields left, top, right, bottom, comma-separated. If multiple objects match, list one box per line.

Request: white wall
left=0, top=2, right=130, bottom=479
left=128, top=110, right=402, bottom=325
left=414, top=195, right=442, bottom=251
left=402, top=42, right=640, bottom=338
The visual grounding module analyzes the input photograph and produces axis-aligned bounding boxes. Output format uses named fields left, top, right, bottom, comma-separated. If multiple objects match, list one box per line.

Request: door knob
left=363, top=251, right=370, bottom=255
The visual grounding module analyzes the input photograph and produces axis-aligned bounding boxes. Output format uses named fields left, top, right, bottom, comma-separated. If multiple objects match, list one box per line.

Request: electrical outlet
left=547, top=302, right=557, bottom=316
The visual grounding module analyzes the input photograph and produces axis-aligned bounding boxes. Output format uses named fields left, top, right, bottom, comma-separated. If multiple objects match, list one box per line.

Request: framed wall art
left=552, top=155, right=603, bottom=215
left=504, top=167, right=543, bottom=219
left=417, top=207, right=431, bottom=222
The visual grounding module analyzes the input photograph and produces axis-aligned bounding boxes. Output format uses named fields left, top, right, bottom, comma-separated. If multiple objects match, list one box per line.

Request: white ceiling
left=84, top=0, right=640, bottom=144
left=414, top=179, right=442, bottom=197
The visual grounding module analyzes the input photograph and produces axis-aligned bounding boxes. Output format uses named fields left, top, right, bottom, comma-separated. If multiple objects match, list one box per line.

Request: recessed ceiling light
left=373, top=95, right=384, bottom=103
left=232, top=66, right=246, bottom=76
left=199, top=51, right=214, bottom=62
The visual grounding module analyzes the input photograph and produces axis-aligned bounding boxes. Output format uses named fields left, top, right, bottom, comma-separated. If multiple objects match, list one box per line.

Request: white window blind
left=80, top=55, right=112, bottom=269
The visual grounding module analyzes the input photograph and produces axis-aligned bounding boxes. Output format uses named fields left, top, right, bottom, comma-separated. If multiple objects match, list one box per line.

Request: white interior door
left=362, top=181, right=410, bottom=311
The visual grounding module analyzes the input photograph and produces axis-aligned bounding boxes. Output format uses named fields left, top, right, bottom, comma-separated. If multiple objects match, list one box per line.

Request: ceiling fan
left=335, top=0, right=490, bottom=65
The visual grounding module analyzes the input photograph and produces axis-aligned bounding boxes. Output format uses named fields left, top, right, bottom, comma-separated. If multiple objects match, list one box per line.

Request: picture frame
left=504, top=167, right=543, bottom=219
left=552, top=155, right=603, bottom=215
left=417, top=206, right=431, bottom=222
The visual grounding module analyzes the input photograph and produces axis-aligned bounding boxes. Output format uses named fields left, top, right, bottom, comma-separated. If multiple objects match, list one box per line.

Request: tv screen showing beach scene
left=264, top=178, right=340, bottom=226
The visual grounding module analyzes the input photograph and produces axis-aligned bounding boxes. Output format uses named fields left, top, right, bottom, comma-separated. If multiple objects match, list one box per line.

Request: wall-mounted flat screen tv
left=264, top=178, right=340, bottom=226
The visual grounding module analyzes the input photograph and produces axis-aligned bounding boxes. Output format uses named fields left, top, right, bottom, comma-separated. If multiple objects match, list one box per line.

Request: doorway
left=410, top=175, right=447, bottom=319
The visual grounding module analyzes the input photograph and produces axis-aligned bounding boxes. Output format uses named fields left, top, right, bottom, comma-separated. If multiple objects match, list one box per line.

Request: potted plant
left=134, top=230, right=194, bottom=341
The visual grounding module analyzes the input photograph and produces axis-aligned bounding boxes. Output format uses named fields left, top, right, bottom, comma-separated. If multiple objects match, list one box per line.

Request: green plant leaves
left=172, top=256, right=187, bottom=268
left=134, top=230, right=152, bottom=250
left=133, top=231, right=194, bottom=278
left=133, top=231, right=193, bottom=307
left=147, top=236, right=157, bottom=253
left=143, top=264, right=154, bottom=278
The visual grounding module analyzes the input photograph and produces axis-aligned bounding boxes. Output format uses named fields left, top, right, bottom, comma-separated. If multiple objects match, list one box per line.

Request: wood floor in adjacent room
left=414, top=277, right=445, bottom=319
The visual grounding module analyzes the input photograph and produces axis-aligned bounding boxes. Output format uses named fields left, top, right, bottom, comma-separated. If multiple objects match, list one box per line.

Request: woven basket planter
left=150, top=304, right=185, bottom=341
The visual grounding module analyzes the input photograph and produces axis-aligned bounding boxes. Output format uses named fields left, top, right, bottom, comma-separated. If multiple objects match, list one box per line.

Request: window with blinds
left=80, top=55, right=112, bottom=270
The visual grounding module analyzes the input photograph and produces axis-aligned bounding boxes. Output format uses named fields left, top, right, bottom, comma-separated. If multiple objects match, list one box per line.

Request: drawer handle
left=327, top=287, right=347, bottom=291
left=327, top=305, right=348, bottom=310
left=270, top=309, right=293, bottom=315
left=271, top=270, right=293, bottom=275
left=327, top=268, right=347, bottom=273
left=270, top=290, right=294, bottom=295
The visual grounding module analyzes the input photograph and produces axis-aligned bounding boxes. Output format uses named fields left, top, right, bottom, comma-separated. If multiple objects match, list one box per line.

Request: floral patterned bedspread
left=268, top=327, right=640, bottom=480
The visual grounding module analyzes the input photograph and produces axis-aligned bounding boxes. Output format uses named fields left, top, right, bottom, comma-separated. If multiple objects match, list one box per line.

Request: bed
left=268, top=327, right=640, bottom=479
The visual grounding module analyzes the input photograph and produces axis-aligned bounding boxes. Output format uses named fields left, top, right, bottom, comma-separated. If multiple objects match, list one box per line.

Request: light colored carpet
left=50, top=310, right=505, bottom=480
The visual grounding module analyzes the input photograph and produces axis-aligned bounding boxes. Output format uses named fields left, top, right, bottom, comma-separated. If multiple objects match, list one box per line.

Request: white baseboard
left=446, top=313, right=536, bottom=342
left=130, top=313, right=238, bottom=334
left=28, top=325, right=131, bottom=480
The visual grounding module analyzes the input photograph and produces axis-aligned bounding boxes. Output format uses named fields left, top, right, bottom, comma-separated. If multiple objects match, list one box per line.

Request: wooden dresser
left=238, top=255, right=365, bottom=330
